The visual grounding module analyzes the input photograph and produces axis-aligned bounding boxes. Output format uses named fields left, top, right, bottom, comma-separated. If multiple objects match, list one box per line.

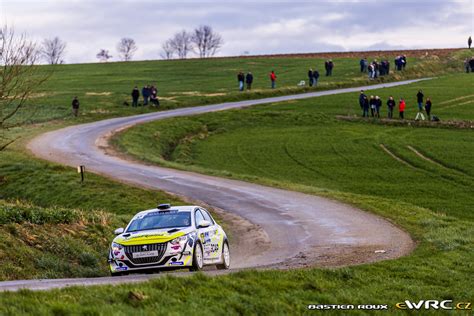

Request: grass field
left=0, top=50, right=472, bottom=314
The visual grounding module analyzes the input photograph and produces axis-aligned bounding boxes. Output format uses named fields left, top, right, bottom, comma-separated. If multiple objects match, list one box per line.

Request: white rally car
left=108, top=204, right=230, bottom=275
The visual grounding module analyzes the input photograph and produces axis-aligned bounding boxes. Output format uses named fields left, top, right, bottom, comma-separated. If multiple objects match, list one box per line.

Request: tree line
left=39, top=25, right=223, bottom=64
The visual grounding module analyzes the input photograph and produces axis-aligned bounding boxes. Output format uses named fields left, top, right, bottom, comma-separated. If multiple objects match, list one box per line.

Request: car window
left=126, top=211, right=191, bottom=232
left=195, top=209, right=205, bottom=227
left=200, top=209, right=214, bottom=225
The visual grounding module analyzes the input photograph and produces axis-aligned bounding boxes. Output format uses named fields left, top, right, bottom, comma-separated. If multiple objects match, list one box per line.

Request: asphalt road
left=4, top=79, right=427, bottom=291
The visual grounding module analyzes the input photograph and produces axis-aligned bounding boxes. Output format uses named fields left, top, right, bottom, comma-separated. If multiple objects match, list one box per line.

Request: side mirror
left=114, top=228, right=124, bottom=235
left=197, top=220, right=211, bottom=228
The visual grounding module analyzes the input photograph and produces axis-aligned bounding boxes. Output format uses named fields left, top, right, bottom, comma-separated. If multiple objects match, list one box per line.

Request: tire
left=216, top=241, right=230, bottom=270
left=190, top=242, right=204, bottom=271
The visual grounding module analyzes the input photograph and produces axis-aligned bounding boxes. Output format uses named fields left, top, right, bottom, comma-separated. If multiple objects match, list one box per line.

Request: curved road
left=6, top=80, right=426, bottom=291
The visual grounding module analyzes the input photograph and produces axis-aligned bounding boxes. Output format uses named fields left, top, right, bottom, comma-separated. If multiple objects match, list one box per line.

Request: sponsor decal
left=115, top=266, right=128, bottom=271
left=169, top=261, right=184, bottom=265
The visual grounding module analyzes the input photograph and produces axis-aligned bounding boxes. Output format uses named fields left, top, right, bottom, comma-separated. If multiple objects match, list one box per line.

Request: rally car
left=108, top=204, right=230, bottom=275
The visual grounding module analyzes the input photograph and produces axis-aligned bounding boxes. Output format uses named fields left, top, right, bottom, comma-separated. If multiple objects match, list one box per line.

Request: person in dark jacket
left=375, top=96, right=382, bottom=118
left=237, top=71, right=245, bottom=91
left=425, top=97, right=432, bottom=120
left=308, top=69, right=314, bottom=86
left=150, top=89, right=159, bottom=107
left=72, top=96, right=80, bottom=117
left=416, top=90, right=424, bottom=111
left=401, top=55, right=407, bottom=69
left=246, top=72, right=253, bottom=90
left=362, top=95, right=369, bottom=117
left=131, top=86, right=140, bottom=107
left=469, top=36, right=472, bottom=49
left=469, top=57, right=474, bottom=72
left=369, top=95, right=376, bottom=117
left=359, top=90, right=366, bottom=110
left=142, top=85, right=151, bottom=106
left=324, top=60, right=329, bottom=76
left=387, top=96, right=395, bottom=119
left=313, top=69, right=320, bottom=86
left=327, top=60, right=334, bottom=76
left=360, top=58, right=367, bottom=72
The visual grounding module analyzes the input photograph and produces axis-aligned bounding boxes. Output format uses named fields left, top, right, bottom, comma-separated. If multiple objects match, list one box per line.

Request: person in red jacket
left=270, top=70, right=277, bottom=89
left=399, top=98, right=406, bottom=119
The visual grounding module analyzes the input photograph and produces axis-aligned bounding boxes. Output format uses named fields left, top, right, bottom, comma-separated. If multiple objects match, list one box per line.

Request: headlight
left=170, top=235, right=188, bottom=245
left=112, top=242, right=124, bottom=252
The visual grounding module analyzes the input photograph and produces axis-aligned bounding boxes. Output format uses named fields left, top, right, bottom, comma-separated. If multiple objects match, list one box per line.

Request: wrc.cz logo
left=395, top=300, right=471, bottom=310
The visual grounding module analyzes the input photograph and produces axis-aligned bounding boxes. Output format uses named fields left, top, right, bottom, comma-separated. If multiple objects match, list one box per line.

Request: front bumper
left=108, top=240, right=193, bottom=273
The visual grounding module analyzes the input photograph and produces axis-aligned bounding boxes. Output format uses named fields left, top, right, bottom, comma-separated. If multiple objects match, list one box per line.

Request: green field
left=0, top=50, right=472, bottom=314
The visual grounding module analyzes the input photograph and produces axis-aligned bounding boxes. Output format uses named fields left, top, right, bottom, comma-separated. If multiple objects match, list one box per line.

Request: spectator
left=327, top=59, right=334, bottom=76
left=375, top=96, right=382, bottom=118
left=369, top=95, right=376, bottom=117
left=237, top=71, right=245, bottom=91
left=150, top=89, right=159, bottom=107
left=308, top=68, right=314, bottom=87
left=324, top=60, right=329, bottom=76
left=71, top=96, right=80, bottom=117
left=359, top=90, right=366, bottom=110
left=368, top=63, right=374, bottom=79
left=469, top=57, right=474, bottom=72
left=416, top=90, right=424, bottom=112
left=425, top=97, right=432, bottom=120
left=246, top=72, right=253, bottom=90
left=387, top=96, right=395, bottom=119
left=270, top=70, right=277, bottom=89
left=131, top=86, right=140, bottom=107
left=362, top=95, right=369, bottom=117
left=360, top=58, right=368, bottom=72
left=401, top=55, right=407, bottom=69
left=469, top=36, right=472, bottom=49
left=313, top=69, right=320, bottom=86
left=142, top=85, right=151, bottom=106
left=373, top=60, right=379, bottom=78
left=464, top=58, right=470, bottom=73
left=399, top=98, right=406, bottom=119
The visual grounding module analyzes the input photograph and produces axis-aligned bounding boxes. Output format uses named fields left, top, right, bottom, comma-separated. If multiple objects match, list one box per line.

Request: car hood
left=113, top=227, right=194, bottom=246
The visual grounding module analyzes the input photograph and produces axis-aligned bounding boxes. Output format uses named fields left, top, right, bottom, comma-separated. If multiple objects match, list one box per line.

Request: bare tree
left=169, top=30, right=193, bottom=59
left=96, top=49, right=113, bottom=62
left=41, top=36, right=67, bottom=64
left=0, top=25, right=49, bottom=150
left=160, top=40, right=174, bottom=60
left=191, top=25, right=223, bottom=58
left=117, top=38, right=137, bottom=61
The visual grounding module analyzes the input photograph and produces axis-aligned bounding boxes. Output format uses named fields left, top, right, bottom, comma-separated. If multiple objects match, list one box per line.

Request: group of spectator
left=464, top=57, right=474, bottom=73
left=131, top=85, right=159, bottom=107
left=360, top=58, right=391, bottom=79
left=324, top=60, right=334, bottom=76
left=237, top=71, right=254, bottom=91
left=358, top=89, right=433, bottom=120
left=394, top=55, right=407, bottom=71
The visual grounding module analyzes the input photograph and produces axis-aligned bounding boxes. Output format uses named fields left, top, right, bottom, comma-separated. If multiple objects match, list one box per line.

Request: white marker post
left=77, top=165, right=85, bottom=183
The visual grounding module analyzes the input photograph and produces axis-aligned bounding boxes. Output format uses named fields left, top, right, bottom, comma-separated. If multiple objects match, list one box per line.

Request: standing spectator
left=360, top=58, right=368, bottom=72
left=362, top=95, right=369, bottom=117
left=308, top=69, right=314, bottom=87
left=395, top=56, right=402, bottom=71
left=327, top=60, right=334, bottom=76
left=131, top=86, right=140, bottom=107
left=313, top=69, right=320, bottom=86
left=369, top=95, right=376, bottom=117
left=416, top=90, right=424, bottom=112
left=71, top=96, right=80, bottom=117
left=387, top=96, right=395, bottom=119
left=375, top=96, right=382, bottom=118
left=150, top=89, right=159, bottom=107
left=385, top=59, right=390, bottom=75
left=425, top=97, right=432, bottom=120
left=142, top=85, right=151, bottom=106
left=324, top=60, right=329, bottom=76
left=237, top=71, right=245, bottom=91
left=368, top=63, right=374, bottom=79
left=399, top=98, right=406, bottom=119
left=246, top=72, right=253, bottom=90
left=359, top=90, right=367, bottom=110
left=401, top=55, right=407, bottom=69
left=469, top=36, right=472, bottom=49
left=464, top=58, right=470, bottom=73
left=373, top=60, right=379, bottom=78
left=269, top=70, right=277, bottom=89
left=469, top=57, right=474, bottom=72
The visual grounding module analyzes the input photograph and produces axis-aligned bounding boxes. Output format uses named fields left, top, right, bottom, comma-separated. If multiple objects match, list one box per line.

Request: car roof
left=135, top=205, right=198, bottom=217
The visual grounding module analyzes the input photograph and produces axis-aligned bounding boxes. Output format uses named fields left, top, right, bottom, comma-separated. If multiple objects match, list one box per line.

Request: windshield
left=126, top=211, right=191, bottom=232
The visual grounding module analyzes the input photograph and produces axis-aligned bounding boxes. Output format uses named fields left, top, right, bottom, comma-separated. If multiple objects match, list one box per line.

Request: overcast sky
left=1, top=0, right=473, bottom=64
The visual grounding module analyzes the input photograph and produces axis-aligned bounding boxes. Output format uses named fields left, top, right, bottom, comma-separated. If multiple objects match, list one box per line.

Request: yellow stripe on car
left=114, top=232, right=185, bottom=246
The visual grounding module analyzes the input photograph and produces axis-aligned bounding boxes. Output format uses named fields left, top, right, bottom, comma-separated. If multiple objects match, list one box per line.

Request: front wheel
left=190, top=242, right=204, bottom=271
left=216, top=241, right=230, bottom=270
